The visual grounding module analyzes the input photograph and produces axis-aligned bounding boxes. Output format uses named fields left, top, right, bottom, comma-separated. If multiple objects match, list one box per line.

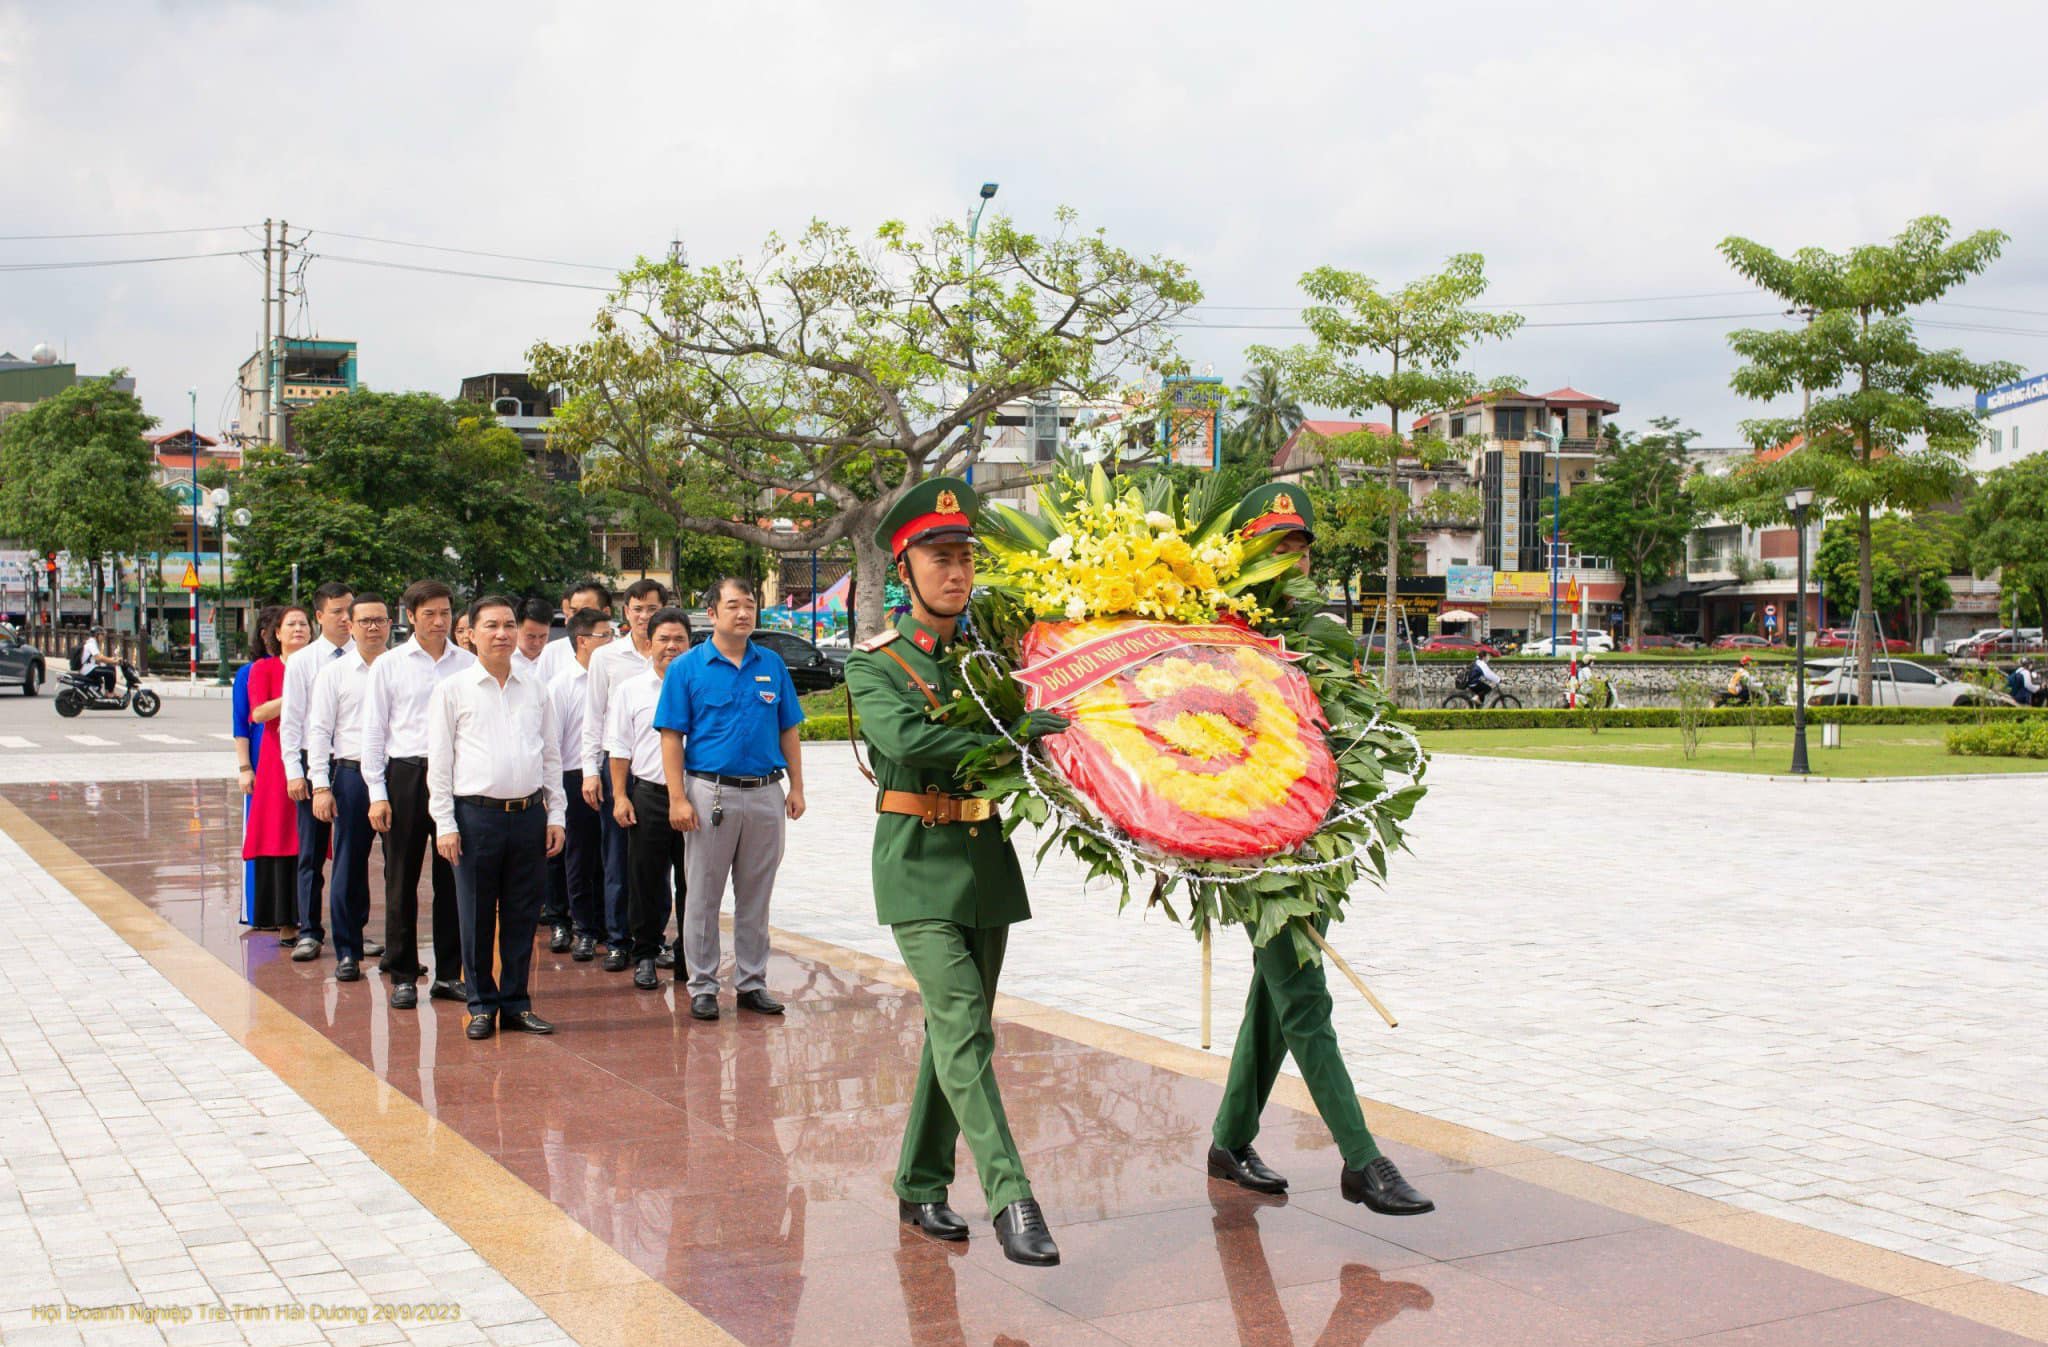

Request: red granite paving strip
left=6, top=776, right=2039, bottom=1347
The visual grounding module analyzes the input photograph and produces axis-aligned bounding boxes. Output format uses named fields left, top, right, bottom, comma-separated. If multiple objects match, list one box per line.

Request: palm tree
left=1230, top=365, right=1304, bottom=466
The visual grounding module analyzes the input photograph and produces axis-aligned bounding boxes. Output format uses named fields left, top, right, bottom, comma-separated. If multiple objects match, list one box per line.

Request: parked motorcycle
left=54, top=662, right=161, bottom=718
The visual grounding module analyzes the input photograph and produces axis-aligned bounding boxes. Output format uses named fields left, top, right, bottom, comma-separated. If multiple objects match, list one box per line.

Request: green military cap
left=1231, top=482, right=1315, bottom=542
left=875, top=476, right=981, bottom=558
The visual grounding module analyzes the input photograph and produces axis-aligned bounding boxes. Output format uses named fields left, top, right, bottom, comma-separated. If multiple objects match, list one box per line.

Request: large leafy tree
left=230, top=388, right=604, bottom=603
left=1708, top=216, right=2019, bottom=701
left=530, top=210, right=1200, bottom=638
left=1253, top=255, right=1521, bottom=694
left=1559, top=417, right=1701, bottom=646
left=1227, top=365, right=1304, bottom=466
left=1966, top=454, right=2048, bottom=632
left=1814, top=515, right=1954, bottom=644
left=0, top=373, right=177, bottom=622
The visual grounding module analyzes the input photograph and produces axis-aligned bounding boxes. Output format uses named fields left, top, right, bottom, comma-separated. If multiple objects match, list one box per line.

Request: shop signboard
left=1492, top=571, right=1552, bottom=602
left=1445, top=564, right=1493, bottom=602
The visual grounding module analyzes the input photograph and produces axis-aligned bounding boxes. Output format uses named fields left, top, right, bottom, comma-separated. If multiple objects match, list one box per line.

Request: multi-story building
left=1974, top=370, right=2048, bottom=475
left=458, top=372, right=577, bottom=481
left=234, top=338, right=357, bottom=450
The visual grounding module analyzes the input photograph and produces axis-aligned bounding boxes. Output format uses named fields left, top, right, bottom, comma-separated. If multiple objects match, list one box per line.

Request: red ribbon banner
left=1013, top=622, right=1298, bottom=710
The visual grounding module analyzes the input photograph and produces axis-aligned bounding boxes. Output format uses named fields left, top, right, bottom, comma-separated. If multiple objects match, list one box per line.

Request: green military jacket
left=844, top=613, right=1030, bottom=929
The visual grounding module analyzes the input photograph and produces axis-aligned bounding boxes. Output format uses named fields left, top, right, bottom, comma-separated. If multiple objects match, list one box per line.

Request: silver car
left=1790, top=658, right=2013, bottom=707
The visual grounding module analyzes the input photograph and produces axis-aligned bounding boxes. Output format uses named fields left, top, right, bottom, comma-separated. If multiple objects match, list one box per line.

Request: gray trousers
left=680, top=775, right=786, bottom=997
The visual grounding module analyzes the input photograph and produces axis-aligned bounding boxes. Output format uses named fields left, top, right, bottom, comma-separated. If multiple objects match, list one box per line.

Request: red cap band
left=1245, top=510, right=1307, bottom=537
left=890, top=511, right=971, bottom=557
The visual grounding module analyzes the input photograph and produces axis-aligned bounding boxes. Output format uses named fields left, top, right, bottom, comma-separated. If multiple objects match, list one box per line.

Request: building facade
left=234, top=338, right=358, bottom=450
left=1973, top=371, right=2048, bottom=476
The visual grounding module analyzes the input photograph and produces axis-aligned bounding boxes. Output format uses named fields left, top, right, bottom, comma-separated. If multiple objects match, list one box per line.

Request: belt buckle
left=957, top=797, right=991, bottom=823
left=921, top=786, right=942, bottom=829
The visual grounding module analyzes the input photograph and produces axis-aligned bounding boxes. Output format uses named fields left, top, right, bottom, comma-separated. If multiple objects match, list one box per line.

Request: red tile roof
left=148, top=428, right=221, bottom=448
left=1272, top=420, right=1392, bottom=469
left=1538, top=386, right=1621, bottom=412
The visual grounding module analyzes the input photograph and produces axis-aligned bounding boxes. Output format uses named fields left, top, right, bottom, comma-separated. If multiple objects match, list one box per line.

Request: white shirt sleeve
left=603, top=684, right=633, bottom=766
left=279, top=649, right=311, bottom=778
left=540, top=691, right=565, bottom=828
left=427, top=680, right=458, bottom=836
left=584, top=652, right=611, bottom=776
left=360, top=656, right=393, bottom=804
left=306, top=664, right=339, bottom=790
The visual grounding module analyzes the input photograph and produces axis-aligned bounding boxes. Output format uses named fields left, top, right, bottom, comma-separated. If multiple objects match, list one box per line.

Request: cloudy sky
left=4, top=0, right=2045, bottom=447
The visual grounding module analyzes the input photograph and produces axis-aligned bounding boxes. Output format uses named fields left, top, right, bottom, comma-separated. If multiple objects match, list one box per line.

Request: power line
left=310, top=227, right=625, bottom=273
left=0, top=248, right=253, bottom=272
left=1934, top=300, right=2048, bottom=320
left=1196, top=288, right=1766, bottom=312
left=1169, top=310, right=1788, bottom=332
left=0, top=223, right=256, bottom=241
left=308, top=252, right=618, bottom=292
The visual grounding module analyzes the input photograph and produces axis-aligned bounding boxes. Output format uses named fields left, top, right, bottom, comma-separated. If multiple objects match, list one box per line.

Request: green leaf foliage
left=1966, top=454, right=2048, bottom=630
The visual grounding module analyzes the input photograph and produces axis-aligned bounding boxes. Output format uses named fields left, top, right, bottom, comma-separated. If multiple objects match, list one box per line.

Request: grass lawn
left=1418, top=724, right=2048, bottom=777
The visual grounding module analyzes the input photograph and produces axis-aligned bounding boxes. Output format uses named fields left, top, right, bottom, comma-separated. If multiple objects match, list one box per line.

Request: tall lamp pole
left=1786, top=486, right=1815, bottom=775
left=188, top=388, right=199, bottom=684
left=1528, top=425, right=1564, bottom=647
left=964, top=181, right=998, bottom=487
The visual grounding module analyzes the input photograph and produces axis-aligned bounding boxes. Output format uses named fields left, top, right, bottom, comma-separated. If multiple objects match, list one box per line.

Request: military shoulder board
left=856, top=629, right=901, bottom=652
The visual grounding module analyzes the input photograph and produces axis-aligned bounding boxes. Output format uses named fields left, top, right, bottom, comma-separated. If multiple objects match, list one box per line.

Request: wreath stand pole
left=1304, top=923, right=1399, bottom=1029
left=1200, top=926, right=1212, bottom=1050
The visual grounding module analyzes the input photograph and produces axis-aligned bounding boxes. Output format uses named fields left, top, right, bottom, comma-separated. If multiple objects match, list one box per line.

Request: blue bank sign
left=1979, top=373, right=2048, bottom=415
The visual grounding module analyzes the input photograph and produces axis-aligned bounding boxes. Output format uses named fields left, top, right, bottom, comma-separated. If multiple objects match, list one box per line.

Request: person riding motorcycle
left=80, top=625, right=117, bottom=697
left=1720, top=655, right=1763, bottom=707
left=1465, top=653, right=1501, bottom=697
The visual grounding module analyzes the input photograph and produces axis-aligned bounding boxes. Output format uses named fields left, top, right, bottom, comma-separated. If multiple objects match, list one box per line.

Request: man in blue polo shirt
left=656, top=576, right=807, bottom=1021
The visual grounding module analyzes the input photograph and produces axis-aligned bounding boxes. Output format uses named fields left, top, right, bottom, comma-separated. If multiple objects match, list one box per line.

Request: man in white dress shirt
left=306, top=594, right=392, bottom=983
left=429, top=595, right=566, bottom=1041
left=535, top=580, right=611, bottom=687
left=545, top=608, right=613, bottom=961
left=278, top=581, right=354, bottom=961
left=362, top=579, right=475, bottom=1011
left=583, top=578, right=671, bottom=972
left=606, top=606, right=691, bottom=992
left=512, top=597, right=553, bottom=679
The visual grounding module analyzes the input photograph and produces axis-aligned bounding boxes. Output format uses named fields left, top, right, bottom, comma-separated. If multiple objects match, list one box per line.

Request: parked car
left=1793, top=657, right=2012, bottom=708
left=1945, top=627, right=2013, bottom=656
left=1420, top=633, right=1502, bottom=656
left=1966, top=629, right=2046, bottom=659
left=0, top=622, right=46, bottom=696
left=750, top=629, right=844, bottom=692
left=1518, top=631, right=1615, bottom=657
left=1625, top=634, right=1687, bottom=651
left=1710, top=633, right=1776, bottom=651
left=1809, top=628, right=1914, bottom=653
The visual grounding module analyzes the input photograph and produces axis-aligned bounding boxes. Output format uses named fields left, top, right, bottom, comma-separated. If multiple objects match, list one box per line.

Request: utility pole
left=274, top=220, right=289, bottom=448
left=260, top=218, right=273, bottom=447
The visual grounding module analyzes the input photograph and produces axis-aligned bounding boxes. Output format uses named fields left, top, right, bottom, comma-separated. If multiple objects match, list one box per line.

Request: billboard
left=1979, top=372, right=2048, bottom=415
left=1492, top=571, right=1552, bottom=602
left=1445, top=565, right=1493, bottom=602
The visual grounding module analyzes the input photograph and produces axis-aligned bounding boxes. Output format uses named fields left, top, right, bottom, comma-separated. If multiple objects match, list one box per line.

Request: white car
left=1944, top=628, right=2011, bottom=656
left=1790, top=658, right=2014, bottom=708
left=1518, top=631, right=1615, bottom=657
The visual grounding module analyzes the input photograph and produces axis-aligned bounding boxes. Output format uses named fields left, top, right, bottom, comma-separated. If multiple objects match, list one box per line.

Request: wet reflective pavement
left=5, top=778, right=2037, bottom=1346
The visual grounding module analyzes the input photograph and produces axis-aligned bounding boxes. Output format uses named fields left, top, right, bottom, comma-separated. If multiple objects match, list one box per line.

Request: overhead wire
left=308, top=228, right=624, bottom=273
left=0, top=248, right=254, bottom=271
left=0, top=224, right=257, bottom=241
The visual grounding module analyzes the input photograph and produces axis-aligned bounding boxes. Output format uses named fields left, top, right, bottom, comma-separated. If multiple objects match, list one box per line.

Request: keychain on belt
left=711, top=780, right=724, bottom=828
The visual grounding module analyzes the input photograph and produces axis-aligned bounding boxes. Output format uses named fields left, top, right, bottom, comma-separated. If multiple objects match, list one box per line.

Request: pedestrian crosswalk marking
left=0, top=735, right=34, bottom=750
left=140, top=733, right=194, bottom=745
left=65, top=734, right=116, bottom=747
left=211, top=732, right=237, bottom=741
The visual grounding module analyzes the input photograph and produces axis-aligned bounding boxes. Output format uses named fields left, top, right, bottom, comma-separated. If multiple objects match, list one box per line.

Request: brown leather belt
left=877, top=788, right=994, bottom=827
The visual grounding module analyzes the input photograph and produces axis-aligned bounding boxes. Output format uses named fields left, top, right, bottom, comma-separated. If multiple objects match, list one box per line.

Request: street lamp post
left=964, top=181, right=998, bottom=487
left=1527, top=425, right=1565, bottom=647
left=187, top=388, right=199, bottom=684
left=210, top=488, right=232, bottom=683
left=1786, top=486, right=1815, bottom=775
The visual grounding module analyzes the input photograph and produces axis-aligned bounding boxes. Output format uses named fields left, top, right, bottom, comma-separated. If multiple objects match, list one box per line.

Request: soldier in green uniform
left=1204, top=483, right=1435, bottom=1216
left=844, top=477, right=1070, bottom=1267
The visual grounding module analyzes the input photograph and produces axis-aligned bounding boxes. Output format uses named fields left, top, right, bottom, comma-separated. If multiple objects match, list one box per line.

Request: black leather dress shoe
left=363, top=940, right=385, bottom=958
left=634, top=959, right=659, bottom=990
left=465, top=1013, right=496, bottom=1040
left=429, top=979, right=468, bottom=1002
left=655, top=943, right=677, bottom=970
left=602, top=946, right=630, bottom=972
left=737, top=989, right=784, bottom=1015
left=335, top=959, right=361, bottom=983
left=290, top=937, right=321, bottom=962
left=993, top=1199, right=1060, bottom=1266
left=550, top=924, right=572, bottom=953
left=689, top=994, right=719, bottom=1021
left=1208, top=1142, right=1288, bottom=1195
left=899, top=1198, right=969, bottom=1242
left=571, top=935, right=597, bottom=962
left=1341, top=1157, right=1434, bottom=1215
left=502, top=1010, right=555, bottom=1034
left=390, top=981, right=418, bottom=1010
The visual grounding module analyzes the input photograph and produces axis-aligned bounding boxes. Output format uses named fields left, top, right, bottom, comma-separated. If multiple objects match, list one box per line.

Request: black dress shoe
left=899, top=1198, right=969, bottom=1242
left=737, top=988, right=784, bottom=1015
left=464, top=1014, right=496, bottom=1040
left=290, top=937, right=321, bottom=962
left=602, top=946, right=630, bottom=972
left=335, top=959, right=361, bottom=983
left=428, top=979, right=468, bottom=1002
left=502, top=1010, right=555, bottom=1034
left=689, top=994, right=719, bottom=1021
left=1208, top=1142, right=1288, bottom=1195
left=362, top=940, right=385, bottom=958
left=1341, top=1157, right=1434, bottom=1215
left=655, top=943, right=677, bottom=970
left=634, top=959, right=659, bottom=991
left=993, top=1199, right=1060, bottom=1266
left=549, top=925, right=572, bottom=953
left=571, top=935, right=597, bottom=962
left=390, top=981, right=418, bottom=1010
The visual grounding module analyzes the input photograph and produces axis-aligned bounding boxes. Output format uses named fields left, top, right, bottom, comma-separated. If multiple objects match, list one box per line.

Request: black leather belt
left=687, top=770, right=784, bottom=789
left=455, top=791, right=543, bottom=812
left=333, top=757, right=362, bottom=771
left=390, top=755, right=427, bottom=768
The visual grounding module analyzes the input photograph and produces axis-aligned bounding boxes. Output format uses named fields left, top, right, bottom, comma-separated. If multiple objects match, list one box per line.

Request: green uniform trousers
left=1211, top=921, right=1383, bottom=1171
left=891, top=918, right=1032, bottom=1216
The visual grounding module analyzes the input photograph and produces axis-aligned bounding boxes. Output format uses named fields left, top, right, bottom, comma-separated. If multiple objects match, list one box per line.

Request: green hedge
left=1947, top=720, right=2048, bottom=759
left=1405, top=705, right=2038, bottom=732
left=800, top=715, right=852, bottom=741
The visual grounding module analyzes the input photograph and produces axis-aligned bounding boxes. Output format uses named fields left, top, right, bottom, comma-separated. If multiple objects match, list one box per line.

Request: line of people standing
left=231, top=573, right=806, bottom=1039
